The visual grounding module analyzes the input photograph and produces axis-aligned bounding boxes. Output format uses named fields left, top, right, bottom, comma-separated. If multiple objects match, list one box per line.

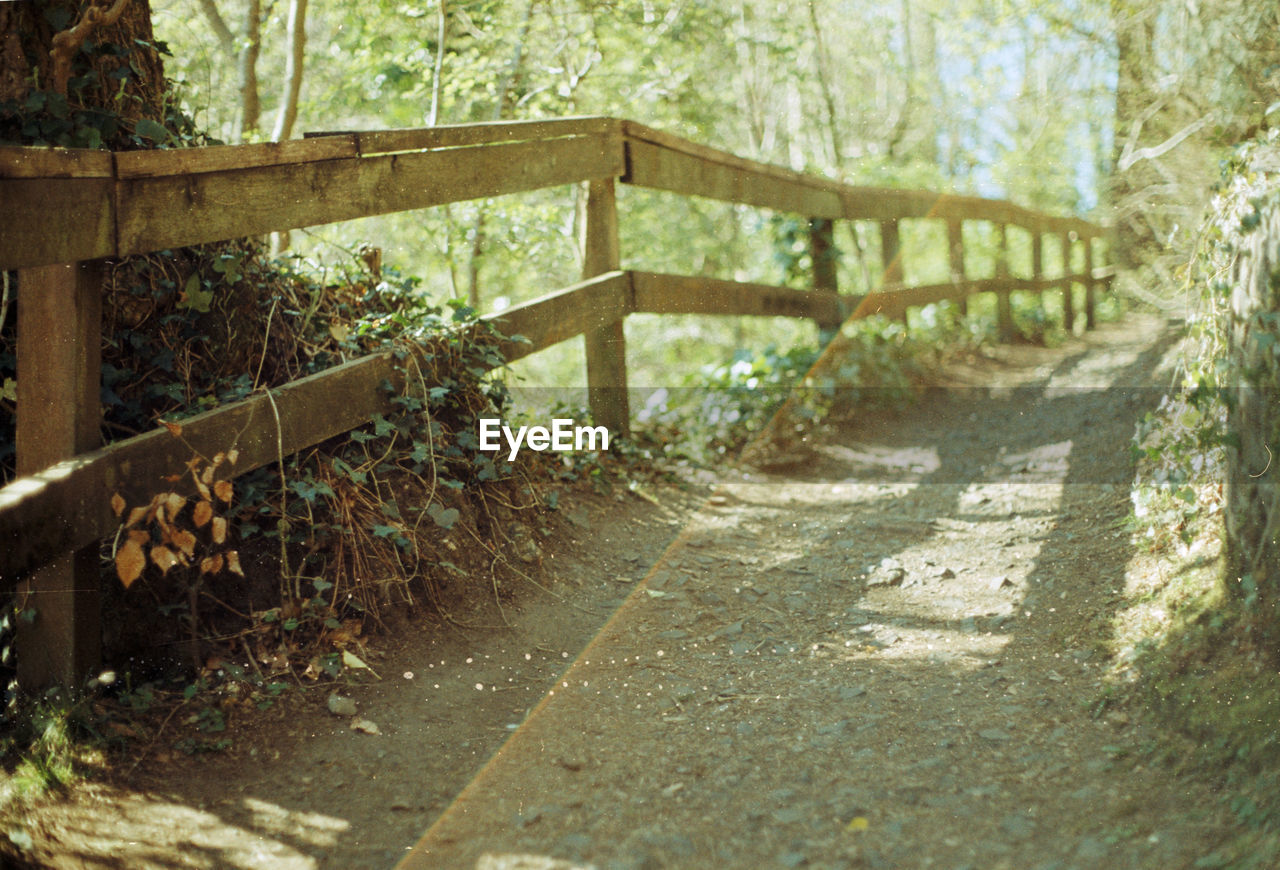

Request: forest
left=3, top=0, right=1280, bottom=867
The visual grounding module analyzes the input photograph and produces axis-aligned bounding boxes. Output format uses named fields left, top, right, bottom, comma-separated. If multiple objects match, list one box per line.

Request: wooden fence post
left=1084, top=235, right=1097, bottom=329
left=1031, top=228, right=1044, bottom=308
left=14, top=261, right=104, bottom=692
left=879, top=219, right=904, bottom=323
left=582, top=177, right=629, bottom=437
left=947, top=219, right=967, bottom=317
left=995, top=223, right=1014, bottom=341
left=810, top=217, right=840, bottom=333
left=1061, top=232, right=1075, bottom=335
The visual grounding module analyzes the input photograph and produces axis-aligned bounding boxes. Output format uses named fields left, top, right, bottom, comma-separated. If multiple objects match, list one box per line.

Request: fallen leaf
left=845, top=816, right=870, bottom=833
left=116, top=538, right=146, bottom=588
left=342, top=649, right=382, bottom=680
left=350, top=718, right=381, bottom=735
left=110, top=493, right=126, bottom=518
left=160, top=419, right=182, bottom=438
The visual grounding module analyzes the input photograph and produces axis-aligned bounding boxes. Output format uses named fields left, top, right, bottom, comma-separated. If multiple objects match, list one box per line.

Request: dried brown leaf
left=111, top=493, right=126, bottom=518
left=200, top=554, right=224, bottom=575
left=127, top=529, right=149, bottom=545
left=164, top=492, right=185, bottom=519
left=124, top=505, right=149, bottom=529
left=150, top=545, right=179, bottom=575
left=172, top=529, right=197, bottom=558
left=226, top=449, right=240, bottom=465
left=213, top=480, right=233, bottom=504
left=194, top=477, right=211, bottom=501
left=115, top=538, right=146, bottom=588
left=160, top=419, right=183, bottom=438
left=192, top=500, right=214, bottom=528
left=225, top=550, right=243, bottom=576
left=212, top=452, right=225, bottom=469
left=211, top=516, right=227, bottom=545
left=201, top=465, right=215, bottom=486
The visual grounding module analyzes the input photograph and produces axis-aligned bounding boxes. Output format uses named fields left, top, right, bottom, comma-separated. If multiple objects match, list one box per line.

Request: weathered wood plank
left=0, top=177, right=115, bottom=269
left=484, top=272, right=632, bottom=364
left=116, top=133, right=625, bottom=256
left=114, top=135, right=359, bottom=179
left=1062, top=233, right=1076, bottom=334
left=995, top=223, right=1014, bottom=341
left=947, top=219, right=967, bottom=317
left=0, top=352, right=401, bottom=586
left=849, top=276, right=1067, bottom=322
left=0, top=146, right=113, bottom=179
left=346, top=117, right=619, bottom=155
left=631, top=271, right=841, bottom=323
left=581, top=178, right=629, bottom=436
left=1084, top=236, right=1097, bottom=329
left=624, top=138, right=844, bottom=218
left=14, top=261, right=104, bottom=689
left=810, top=218, right=840, bottom=331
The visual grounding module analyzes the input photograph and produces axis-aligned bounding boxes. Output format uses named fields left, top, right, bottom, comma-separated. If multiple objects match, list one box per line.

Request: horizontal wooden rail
left=0, top=115, right=1111, bottom=688
left=0, top=353, right=401, bottom=585
left=631, top=271, right=841, bottom=322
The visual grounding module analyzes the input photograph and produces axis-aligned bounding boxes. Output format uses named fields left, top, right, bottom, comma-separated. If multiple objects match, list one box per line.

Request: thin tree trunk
left=428, top=0, right=446, bottom=126
left=807, top=0, right=843, bottom=170
left=238, top=0, right=262, bottom=140
left=271, top=0, right=308, bottom=141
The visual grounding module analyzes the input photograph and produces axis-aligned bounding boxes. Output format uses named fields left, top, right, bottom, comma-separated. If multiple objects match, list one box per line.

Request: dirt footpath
left=10, top=312, right=1235, bottom=869
left=401, top=313, right=1231, bottom=869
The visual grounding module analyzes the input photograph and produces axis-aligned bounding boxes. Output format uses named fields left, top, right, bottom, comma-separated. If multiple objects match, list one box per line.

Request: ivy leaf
left=178, top=273, right=213, bottom=313
left=426, top=502, right=459, bottom=529
left=134, top=118, right=171, bottom=144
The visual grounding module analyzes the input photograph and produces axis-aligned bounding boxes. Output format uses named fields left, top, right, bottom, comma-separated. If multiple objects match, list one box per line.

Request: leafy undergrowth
left=1108, top=150, right=1280, bottom=866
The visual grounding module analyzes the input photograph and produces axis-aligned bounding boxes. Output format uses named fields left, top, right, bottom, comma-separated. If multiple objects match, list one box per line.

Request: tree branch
left=196, top=0, right=236, bottom=54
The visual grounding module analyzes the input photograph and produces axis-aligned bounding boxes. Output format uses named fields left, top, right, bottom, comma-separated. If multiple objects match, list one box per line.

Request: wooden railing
left=0, top=116, right=1109, bottom=689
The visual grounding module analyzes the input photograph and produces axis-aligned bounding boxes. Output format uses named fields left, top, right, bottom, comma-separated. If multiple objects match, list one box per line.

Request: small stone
left=714, top=620, right=744, bottom=638
left=327, top=693, right=357, bottom=717
left=1000, top=811, right=1036, bottom=839
left=350, top=718, right=381, bottom=735
left=866, top=557, right=906, bottom=587
left=708, top=494, right=729, bottom=506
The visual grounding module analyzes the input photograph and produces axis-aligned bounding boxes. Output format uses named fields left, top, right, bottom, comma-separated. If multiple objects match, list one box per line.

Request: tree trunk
left=239, top=0, right=262, bottom=139
left=271, top=0, right=308, bottom=142
left=1, top=0, right=168, bottom=141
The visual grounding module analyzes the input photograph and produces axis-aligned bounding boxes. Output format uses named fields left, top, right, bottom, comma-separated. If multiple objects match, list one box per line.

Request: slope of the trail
left=402, top=312, right=1233, bottom=869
